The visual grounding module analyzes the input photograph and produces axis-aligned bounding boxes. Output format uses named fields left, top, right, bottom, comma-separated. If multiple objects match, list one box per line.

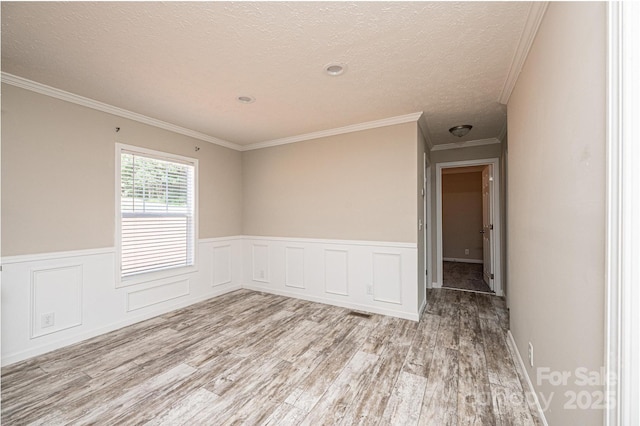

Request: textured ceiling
left=1, top=2, right=530, bottom=146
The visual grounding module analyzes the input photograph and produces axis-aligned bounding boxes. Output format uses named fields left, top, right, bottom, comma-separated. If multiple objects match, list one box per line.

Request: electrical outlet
left=41, top=312, right=55, bottom=329
left=259, top=270, right=265, bottom=279
left=528, top=342, right=534, bottom=367
left=465, top=248, right=470, bottom=255
left=366, top=285, right=373, bottom=295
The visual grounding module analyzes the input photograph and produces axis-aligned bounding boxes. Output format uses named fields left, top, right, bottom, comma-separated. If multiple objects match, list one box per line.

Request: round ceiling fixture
left=236, top=95, right=255, bottom=104
left=449, top=124, right=473, bottom=137
left=324, top=62, right=347, bottom=76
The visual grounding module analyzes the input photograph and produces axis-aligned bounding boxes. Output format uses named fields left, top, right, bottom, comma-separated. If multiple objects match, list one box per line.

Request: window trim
left=115, top=143, right=198, bottom=288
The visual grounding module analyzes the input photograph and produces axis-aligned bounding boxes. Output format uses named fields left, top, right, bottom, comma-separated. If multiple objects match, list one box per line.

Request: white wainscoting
left=126, top=278, right=190, bottom=312
left=2, top=235, right=419, bottom=366
left=242, top=236, right=419, bottom=321
left=372, top=252, right=403, bottom=305
left=285, top=247, right=305, bottom=289
left=1, top=237, right=243, bottom=366
left=251, top=244, right=270, bottom=283
left=212, top=244, right=233, bottom=287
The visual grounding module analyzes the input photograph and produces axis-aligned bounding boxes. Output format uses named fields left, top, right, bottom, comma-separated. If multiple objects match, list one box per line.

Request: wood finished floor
left=1, top=289, right=542, bottom=425
left=443, top=261, right=493, bottom=294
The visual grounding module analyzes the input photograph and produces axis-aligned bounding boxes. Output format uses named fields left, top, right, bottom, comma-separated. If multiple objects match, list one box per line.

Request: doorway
left=435, top=158, right=502, bottom=295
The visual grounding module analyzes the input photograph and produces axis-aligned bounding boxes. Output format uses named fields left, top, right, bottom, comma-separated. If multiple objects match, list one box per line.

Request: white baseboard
left=418, top=296, right=427, bottom=317
left=506, top=330, right=548, bottom=426
left=443, top=257, right=483, bottom=264
left=431, top=281, right=442, bottom=288
left=243, top=283, right=419, bottom=321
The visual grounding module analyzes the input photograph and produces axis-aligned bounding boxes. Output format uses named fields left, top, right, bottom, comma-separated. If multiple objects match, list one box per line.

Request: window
left=117, top=144, right=197, bottom=282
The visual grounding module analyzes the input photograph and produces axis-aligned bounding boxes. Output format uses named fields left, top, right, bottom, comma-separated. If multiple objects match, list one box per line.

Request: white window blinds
left=120, top=149, right=195, bottom=278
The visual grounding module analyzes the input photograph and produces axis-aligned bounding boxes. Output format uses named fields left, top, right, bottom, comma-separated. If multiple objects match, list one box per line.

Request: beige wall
left=1, top=84, right=243, bottom=256
left=442, top=172, right=482, bottom=260
left=242, top=122, right=418, bottom=243
left=507, top=3, right=606, bottom=425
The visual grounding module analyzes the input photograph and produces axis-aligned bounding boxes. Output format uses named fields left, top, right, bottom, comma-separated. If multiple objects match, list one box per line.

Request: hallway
left=442, top=261, right=493, bottom=293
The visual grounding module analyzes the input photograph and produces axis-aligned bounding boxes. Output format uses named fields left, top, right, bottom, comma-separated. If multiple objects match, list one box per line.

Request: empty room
left=2, top=2, right=638, bottom=425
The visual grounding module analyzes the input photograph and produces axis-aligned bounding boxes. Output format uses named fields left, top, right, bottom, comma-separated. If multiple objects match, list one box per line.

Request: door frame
left=435, top=157, right=502, bottom=296
left=424, top=154, right=432, bottom=297
left=606, top=2, right=640, bottom=424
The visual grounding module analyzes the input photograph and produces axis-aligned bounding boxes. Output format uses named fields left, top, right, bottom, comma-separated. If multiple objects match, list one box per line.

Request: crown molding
left=240, top=112, right=424, bottom=151
left=430, top=137, right=501, bottom=152
left=1, top=72, right=243, bottom=151
left=2, top=72, right=425, bottom=153
left=498, top=2, right=549, bottom=105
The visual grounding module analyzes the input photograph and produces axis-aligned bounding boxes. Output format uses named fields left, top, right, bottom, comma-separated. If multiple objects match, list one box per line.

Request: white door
left=482, top=165, right=493, bottom=287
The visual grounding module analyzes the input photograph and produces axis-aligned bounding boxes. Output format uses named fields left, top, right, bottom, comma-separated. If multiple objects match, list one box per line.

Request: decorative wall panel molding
left=242, top=237, right=418, bottom=321
left=30, top=265, right=83, bottom=338
left=252, top=244, right=270, bottom=283
left=285, top=247, right=305, bottom=289
left=324, top=249, right=349, bottom=296
left=212, top=245, right=232, bottom=286
left=127, top=279, right=190, bottom=312
left=372, top=252, right=402, bottom=305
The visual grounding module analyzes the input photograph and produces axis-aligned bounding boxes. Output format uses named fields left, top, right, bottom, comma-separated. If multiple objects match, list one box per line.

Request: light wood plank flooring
left=2, top=289, right=541, bottom=425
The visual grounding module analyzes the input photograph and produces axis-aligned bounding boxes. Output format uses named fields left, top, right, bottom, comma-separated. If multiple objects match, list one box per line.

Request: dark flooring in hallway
left=443, top=261, right=493, bottom=293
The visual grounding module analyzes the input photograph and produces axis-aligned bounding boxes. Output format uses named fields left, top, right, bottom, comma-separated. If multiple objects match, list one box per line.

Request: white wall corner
left=418, top=294, right=427, bottom=317
left=417, top=113, right=434, bottom=151
left=498, top=2, right=550, bottom=105
left=498, top=120, right=508, bottom=143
